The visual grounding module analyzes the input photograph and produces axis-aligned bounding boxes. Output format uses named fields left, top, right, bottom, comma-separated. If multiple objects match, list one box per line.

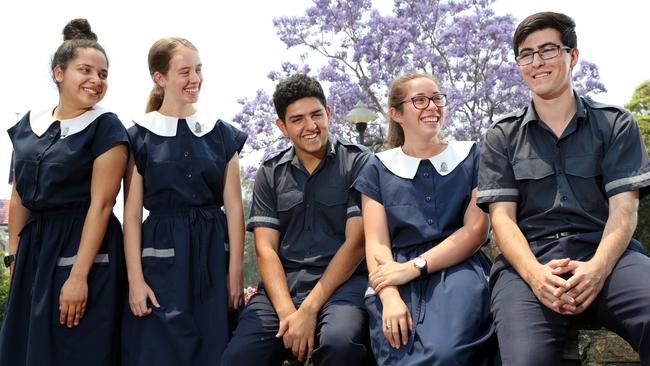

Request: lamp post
left=345, top=102, right=377, bottom=145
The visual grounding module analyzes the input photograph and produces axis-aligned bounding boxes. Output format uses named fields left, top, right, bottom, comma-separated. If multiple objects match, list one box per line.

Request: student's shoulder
left=491, top=108, right=526, bottom=128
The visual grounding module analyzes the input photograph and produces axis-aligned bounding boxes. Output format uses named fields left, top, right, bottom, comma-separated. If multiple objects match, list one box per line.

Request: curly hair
left=272, top=74, right=327, bottom=122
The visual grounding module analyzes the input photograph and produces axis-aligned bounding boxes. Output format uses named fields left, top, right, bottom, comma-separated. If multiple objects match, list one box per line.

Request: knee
left=314, top=330, right=367, bottom=364
left=221, top=339, right=255, bottom=366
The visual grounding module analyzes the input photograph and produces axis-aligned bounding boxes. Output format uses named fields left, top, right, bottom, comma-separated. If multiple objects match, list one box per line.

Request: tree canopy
left=234, top=0, right=606, bottom=175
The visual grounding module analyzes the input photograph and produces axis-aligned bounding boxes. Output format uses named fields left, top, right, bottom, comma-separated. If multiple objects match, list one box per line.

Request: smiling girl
left=353, top=72, right=497, bottom=364
left=0, top=19, right=129, bottom=366
left=121, top=38, right=247, bottom=365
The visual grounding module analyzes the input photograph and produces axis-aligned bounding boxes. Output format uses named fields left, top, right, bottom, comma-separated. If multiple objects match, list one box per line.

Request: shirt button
left=427, top=219, right=433, bottom=225
left=186, top=173, right=192, bottom=179
left=306, top=203, right=310, bottom=208
left=423, top=172, right=430, bottom=178
left=425, top=196, right=432, bottom=202
left=561, top=196, right=568, bottom=201
left=184, top=151, right=190, bottom=157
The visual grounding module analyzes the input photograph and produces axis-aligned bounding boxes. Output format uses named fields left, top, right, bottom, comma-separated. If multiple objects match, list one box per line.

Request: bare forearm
left=8, top=186, right=29, bottom=254
left=422, top=221, right=487, bottom=273
left=225, top=208, right=245, bottom=274
left=301, top=239, right=365, bottom=313
left=123, top=213, right=144, bottom=282
left=593, top=192, right=638, bottom=275
left=71, top=203, right=113, bottom=279
left=491, top=211, right=540, bottom=282
left=258, top=248, right=296, bottom=318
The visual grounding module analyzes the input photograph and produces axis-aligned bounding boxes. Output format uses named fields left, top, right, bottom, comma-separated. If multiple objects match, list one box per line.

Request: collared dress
left=353, top=141, right=496, bottom=365
left=0, top=106, right=129, bottom=366
left=121, top=111, right=247, bottom=366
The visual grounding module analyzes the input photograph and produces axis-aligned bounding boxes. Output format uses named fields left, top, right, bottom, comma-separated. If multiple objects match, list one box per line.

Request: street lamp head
left=345, top=101, right=377, bottom=145
left=345, top=101, right=377, bottom=124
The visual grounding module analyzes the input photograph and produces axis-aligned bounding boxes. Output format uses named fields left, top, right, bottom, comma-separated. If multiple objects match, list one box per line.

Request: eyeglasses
left=515, top=44, right=572, bottom=66
left=398, top=94, right=447, bottom=110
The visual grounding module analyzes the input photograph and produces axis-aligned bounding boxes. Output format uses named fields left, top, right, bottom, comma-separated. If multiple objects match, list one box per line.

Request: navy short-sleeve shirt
left=8, top=106, right=129, bottom=210
left=477, top=94, right=650, bottom=241
left=353, top=141, right=478, bottom=249
left=128, top=111, right=247, bottom=210
left=247, top=138, right=370, bottom=269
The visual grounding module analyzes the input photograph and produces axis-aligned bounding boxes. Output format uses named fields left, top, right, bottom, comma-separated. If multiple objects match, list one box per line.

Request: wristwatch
left=3, top=253, right=16, bottom=268
left=412, top=256, right=427, bottom=278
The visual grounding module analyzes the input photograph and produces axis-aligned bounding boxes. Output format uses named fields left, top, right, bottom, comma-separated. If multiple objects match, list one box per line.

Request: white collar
left=30, top=105, right=109, bottom=139
left=134, top=110, right=218, bottom=137
left=376, top=141, right=475, bottom=179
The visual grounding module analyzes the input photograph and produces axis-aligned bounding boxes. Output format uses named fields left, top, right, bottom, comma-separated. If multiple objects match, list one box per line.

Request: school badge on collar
left=194, top=122, right=202, bottom=134
left=61, top=127, right=69, bottom=138
left=440, top=162, right=448, bottom=172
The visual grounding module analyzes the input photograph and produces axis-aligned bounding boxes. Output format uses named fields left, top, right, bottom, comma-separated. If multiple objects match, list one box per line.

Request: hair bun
left=62, top=18, right=97, bottom=41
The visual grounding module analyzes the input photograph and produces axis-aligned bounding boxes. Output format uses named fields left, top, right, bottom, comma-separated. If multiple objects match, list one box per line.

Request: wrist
left=377, top=285, right=400, bottom=302
left=68, top=269, right=88, bottom=281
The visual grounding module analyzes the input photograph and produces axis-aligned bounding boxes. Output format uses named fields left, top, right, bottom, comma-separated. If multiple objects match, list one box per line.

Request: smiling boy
left=222, top=74, right=372, bottom=365
left=477, top=12, right=650, bottom=365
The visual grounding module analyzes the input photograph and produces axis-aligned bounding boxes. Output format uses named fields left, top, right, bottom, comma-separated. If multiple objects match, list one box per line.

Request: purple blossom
left=237, top=0, right=606, bottom=178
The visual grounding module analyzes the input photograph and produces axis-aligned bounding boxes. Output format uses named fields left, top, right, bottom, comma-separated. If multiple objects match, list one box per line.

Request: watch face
left=414, top=257, right=426, bottom=269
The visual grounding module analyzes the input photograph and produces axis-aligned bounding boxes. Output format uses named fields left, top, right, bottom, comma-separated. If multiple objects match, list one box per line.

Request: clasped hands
left=276, top=306, right=317, bottom=362
left=529, top=257, right=609, bottom=315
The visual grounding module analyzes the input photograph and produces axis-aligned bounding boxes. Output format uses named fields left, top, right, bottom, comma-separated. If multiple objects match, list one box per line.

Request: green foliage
left=625, top=80, right=650, bottom=116
left=628, top=81, right=650, bottom=252
left=240, top=172, right=260, bottom=288
left=0, top=253, right=9, bottom=328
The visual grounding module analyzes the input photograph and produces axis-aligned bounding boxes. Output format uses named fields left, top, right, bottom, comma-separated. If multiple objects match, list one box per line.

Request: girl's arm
left=223, top=153, right=245, bottom=310
left=59, top=144, right=128, bottom=327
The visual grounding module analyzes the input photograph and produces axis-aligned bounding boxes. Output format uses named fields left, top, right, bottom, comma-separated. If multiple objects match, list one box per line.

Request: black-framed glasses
left=515, top=44, right=572, bottom=66
left=398, top=94, right=447, bottom=110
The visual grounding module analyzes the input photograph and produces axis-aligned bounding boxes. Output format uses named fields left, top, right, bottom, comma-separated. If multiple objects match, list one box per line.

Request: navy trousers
left=491, top=249, right=650, bottom=365
left=221, top=291, right=371, bottom=366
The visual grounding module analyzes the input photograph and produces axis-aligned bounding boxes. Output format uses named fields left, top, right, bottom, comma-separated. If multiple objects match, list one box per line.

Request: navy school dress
left=0, top=106, right=129, bottom=366
left=121, top=111, right=247, bottom=366
left=352, top=141, right=497, bottom=365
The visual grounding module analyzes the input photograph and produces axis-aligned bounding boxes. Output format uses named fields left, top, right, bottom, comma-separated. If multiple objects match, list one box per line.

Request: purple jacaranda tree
left=234, top=0, right=606, bottom=176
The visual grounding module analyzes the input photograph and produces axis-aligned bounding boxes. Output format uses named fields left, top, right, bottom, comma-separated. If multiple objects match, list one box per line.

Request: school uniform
left=121, top=111, right=247, bottom=366
left=221, top=138, right=372, bottom=366
left=477, top=95, right=650, bottom=365
left=353, top=142, right=497, bottom=365
left=0, top=106, right=129, bottom=366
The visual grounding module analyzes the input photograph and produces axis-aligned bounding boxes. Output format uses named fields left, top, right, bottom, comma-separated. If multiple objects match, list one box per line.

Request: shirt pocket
left=513, top=158, right=555, bottom=211
left=565, top=155, right=606, bottom=210
left=314, top=185, right=348, bottom=237
left=512, top=158, right=555, bottom=180
left=277, top=190, right=304, bottom=228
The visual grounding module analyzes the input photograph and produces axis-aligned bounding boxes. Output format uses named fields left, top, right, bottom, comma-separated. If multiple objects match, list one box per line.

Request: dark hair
left=513, top=12, right=577, bottom=56
left=146, top=37, right=198, bottom=112
left=272, top=74, right=327, bottom=122
left=386, top=72, right=440, bottom=148
left=51, top=19, right=108, bottom=88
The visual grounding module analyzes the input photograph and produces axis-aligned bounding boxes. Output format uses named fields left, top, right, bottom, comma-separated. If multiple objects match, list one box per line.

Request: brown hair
left=145, top=37, right=197, bottom=112
left=513, top=12, right=577, bottom=56
left=386, top=72, right=440, bottom=148
left=51, top=19, right=107, bottom=89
